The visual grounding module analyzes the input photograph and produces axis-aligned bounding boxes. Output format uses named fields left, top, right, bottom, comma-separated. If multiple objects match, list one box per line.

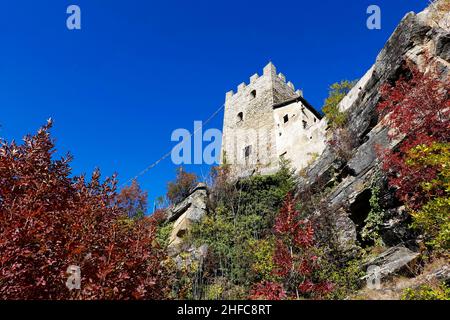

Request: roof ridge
left=273, top=95, right=323, bottom=119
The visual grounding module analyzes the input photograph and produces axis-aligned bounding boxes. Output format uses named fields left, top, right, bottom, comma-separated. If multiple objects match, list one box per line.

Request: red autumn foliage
left=249, top=281, right=287, bottom=301
left=268, top=194, right=332, bottom=299
left=116, top=180, right=148, bottom=219
left=148, top=209, right=168, bottom=225
left=274, top=194, right=314, bottom=248
left=272, top=240, right=292, bottom=278
left=298, top=280, right=333, bottom=296
left=166, top=167, right=198, bottom=205
left=377, top=63, right=450, bottom=209
left=0, top=121, right=172, bottom=299
left=298, top=280, right=315, bottom=294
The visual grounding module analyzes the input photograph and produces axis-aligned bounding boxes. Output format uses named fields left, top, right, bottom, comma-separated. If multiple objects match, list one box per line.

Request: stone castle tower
left=221, top=62, right=327, bottom=177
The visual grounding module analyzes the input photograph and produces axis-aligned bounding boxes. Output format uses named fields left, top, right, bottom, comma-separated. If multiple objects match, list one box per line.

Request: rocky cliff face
left=296, top=8, right=450, bottom=254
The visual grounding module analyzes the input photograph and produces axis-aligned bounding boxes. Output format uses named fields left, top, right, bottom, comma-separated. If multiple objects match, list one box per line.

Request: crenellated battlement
left=225, top=62, right=298, bottom=102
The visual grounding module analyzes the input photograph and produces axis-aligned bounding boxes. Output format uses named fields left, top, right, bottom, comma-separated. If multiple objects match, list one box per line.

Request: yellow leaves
left=407, top=143, right=450, bottom=166
left=403, top=142, right=450, bottom=250
left=406, top=142, right=450, bottom=193
left=204, top=282, right=225, bottom=300
left=411, top=196, right=450, bottom=250
left=402, top=283, right=450, bottom=300
left=248, top=238, right=277, bottom=282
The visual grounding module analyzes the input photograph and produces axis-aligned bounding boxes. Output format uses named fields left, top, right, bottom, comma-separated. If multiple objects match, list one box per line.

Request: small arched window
left=250, top=90, right=256, bottom=99
left=237, top=112, right=244, bottom=122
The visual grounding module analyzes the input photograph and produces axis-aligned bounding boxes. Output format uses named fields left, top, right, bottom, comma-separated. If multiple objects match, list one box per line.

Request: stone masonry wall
left=273, top=101, right=326, bottom=171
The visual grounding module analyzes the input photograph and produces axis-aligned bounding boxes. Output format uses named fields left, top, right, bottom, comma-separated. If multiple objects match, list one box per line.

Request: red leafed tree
left=116, top=179, right=148, bottom=219
left=166, top=167, right=198, bottom=205
left=251, top=194, right=332, bottom=300
left=0, top=120, right=172, bottom=299
left=377, top=62, right=450, bottom=209
left=249, top=281, right=287, bottom=300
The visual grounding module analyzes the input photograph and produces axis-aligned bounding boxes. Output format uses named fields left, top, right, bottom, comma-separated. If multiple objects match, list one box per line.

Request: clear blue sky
left=0, top=0, right=429, bottom=210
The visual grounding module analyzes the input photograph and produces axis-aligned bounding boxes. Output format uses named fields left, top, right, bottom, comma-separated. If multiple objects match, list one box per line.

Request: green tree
left=322, top=80, right=357, bottom=128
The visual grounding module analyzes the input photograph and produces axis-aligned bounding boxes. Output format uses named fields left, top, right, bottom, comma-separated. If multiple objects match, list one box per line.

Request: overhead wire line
left=119, top=102, right=225, bottom=189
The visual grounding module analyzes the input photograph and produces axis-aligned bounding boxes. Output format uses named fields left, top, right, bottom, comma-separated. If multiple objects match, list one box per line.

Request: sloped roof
left=273, top=95, right=323, bottom=119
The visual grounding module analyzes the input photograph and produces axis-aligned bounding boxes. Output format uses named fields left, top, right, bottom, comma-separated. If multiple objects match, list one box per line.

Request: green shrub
left=248, top=238, right=278, bottom=282
left=407, top=143, right=450, bottom=250
left=401, top=284, right=450, bottom=300
left=361, top=186, right=385, bottom=245
left=322, top=80, right=357, bottom=129
left=204, top=282, right=225, bottom=300
left=188, top=161, right=296, bottom=291
left=412, top=197, right=450, bottom=250
left=316, top=256, right=365, bottom=300
left=157, top=222, right=174, bottom=248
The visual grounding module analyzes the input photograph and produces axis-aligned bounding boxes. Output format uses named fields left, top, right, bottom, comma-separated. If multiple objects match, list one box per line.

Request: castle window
left=244, top=145, right=252, bottom=158
left=237, top=112, right=244, bottom=122
left=283, top=115, right=289, bottom=123
left=250, top=90, right=256, bottom=99
left=303, top=120, right=308, bottom=129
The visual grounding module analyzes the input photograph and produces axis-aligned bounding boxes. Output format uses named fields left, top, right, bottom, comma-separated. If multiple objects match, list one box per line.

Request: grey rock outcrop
left=173, top=245, right=209, bottom=270
left=334, top=209, right=358, bottom=252
left=425, top=265, right=450, bottom=282
left=166, top=183, right=208, bottom=223
left=363, top=246, right=420, bottom=279
left=167, top=183, right=208, bottom=256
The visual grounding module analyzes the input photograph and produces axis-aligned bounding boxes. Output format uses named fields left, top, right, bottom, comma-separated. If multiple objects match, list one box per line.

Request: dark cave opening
left=349, top=189, right=372, bottom=246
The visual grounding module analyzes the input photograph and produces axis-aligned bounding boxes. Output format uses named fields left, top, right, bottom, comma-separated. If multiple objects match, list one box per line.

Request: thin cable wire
left=119, top=103, right=225, bottom=189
